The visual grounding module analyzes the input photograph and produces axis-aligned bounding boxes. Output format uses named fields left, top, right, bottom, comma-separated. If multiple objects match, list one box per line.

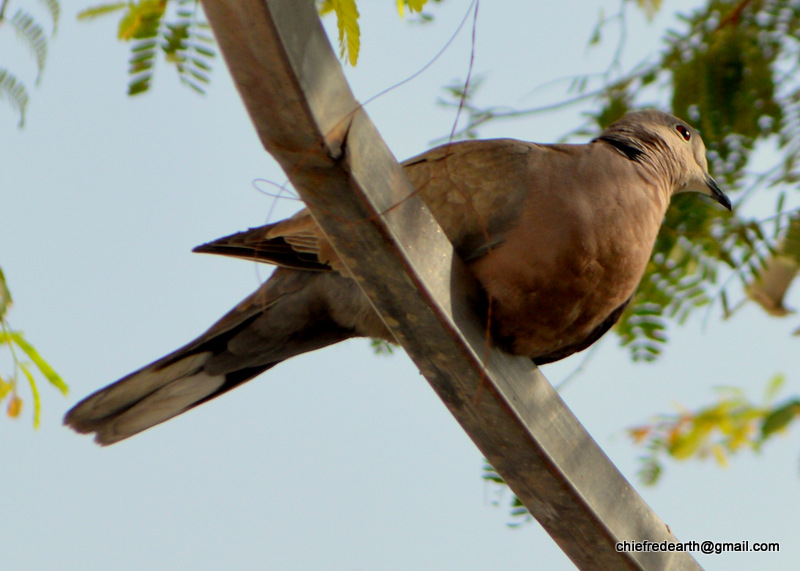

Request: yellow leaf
left=0, top=374, right=12, bottom=400
left=397, top=0, right=427, bottom=16
left=330, top=0, right=360, bottom=65
left=9, top=331, right=68, bottom=395
left=712, top=444, right=728, bottom=467
left=728, top=424, right=754, bottom=451
left=7, top=394, right=22, bottom=418
left=635, top=0, right=662, bottom=20
left=669, top=420, right=713, bottom=460
left=666, top=414, right=692, bottom=444
left=117, top=0, right=165, bottom=41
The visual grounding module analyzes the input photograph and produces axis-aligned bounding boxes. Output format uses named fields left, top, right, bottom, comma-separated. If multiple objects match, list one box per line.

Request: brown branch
left=718, top=0, right=754, bottom=29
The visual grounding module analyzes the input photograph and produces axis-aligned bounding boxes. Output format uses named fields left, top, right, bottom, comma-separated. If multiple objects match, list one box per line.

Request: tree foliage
left=0, top=269, right=68, bottom=428
left=78, top=0, right=216, bottom=95
left=0, top=68, right=29, bottom=126
left=0, top=0, right=65, bottom=425
left=73, top=0, right=435, bottom=96
left=629, top=375, right=800, bottom=484
left=2, top=0, right=438, bottom=116
left=619, top=0, right=800, bottom=480
left=0, top=0, right=60, bottom=126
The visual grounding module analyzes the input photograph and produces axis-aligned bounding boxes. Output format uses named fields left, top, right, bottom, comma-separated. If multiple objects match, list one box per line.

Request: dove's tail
left=64, top=268, right=368, bottom=445
left=64, top=350, right=271, bottom=446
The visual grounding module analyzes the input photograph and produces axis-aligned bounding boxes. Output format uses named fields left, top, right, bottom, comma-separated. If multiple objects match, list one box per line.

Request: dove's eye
left=676, top=125, right=691, bottom=141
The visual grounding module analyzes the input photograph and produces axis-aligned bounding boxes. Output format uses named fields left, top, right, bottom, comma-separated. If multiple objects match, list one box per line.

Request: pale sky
left=2, top=1, right=798, bottom=569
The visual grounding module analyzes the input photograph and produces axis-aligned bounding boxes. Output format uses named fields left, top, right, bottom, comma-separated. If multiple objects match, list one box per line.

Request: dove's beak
left=706, top=175, right=732, bottom=211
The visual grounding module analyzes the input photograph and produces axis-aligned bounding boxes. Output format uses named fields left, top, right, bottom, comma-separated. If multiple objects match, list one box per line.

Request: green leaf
left=118, top=0, right=165, bottom=41
left=783, top=215, right=800, bottom=264
left=193, top=32, right=215, bottom=44
left=0, top=267, right=12, bottom=320
left=190, top=57, right=211, bottom=72
left=11, top=9, right=48, bottom=84
left=127, top=36, right=157, bottom=95
left=0, top=68, right=28, bottom=127
left=720, top=289, right=730, bottom=318
left=763, top=374, right=786, bottom=404
left=482, top=459, right=532, bottom=526
left=192, top=44, right=215, bottom=58
left=588, top=9, right=603, bottom=46
left=128, top=74, right=152, bottom=96
left=131, top=39, right=158, bottom=53
left=761, top=399, right=800, bottom=440
left=7, top=332, right=68, bottom=395
left=187, top=68, right=209, bottom=84
left=640, top=69, right=657, bottom=86
left=130, top=50, right=156, bottom=65
left=369, top=338, right=394, bottom=356
left=183, top=80, right=205, bottom=95
left=19, top=363, right=41, bottom=430
left=162, top=22, right=190, bottom=58
left=160, top=8, right=216, bottom=96
left=638, top=458, right=663, bottom=486
left=77, top=2, right=126, bottom=21
left=36, top=0, right=61, bottom=33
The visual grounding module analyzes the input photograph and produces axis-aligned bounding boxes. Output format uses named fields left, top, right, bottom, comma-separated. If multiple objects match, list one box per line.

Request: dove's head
left=598, top=109, right=732, bottom=211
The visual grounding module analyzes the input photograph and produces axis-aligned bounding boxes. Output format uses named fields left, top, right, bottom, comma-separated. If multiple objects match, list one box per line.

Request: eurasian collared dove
left=65, top=109, right=731, bottom=445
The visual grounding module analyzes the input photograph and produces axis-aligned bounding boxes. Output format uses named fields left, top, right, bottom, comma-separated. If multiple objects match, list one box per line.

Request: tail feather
left=64, top=268, right=365, bottom=445
left=192, top=224, right=330, bottom=271
left=65, top=351, right=279, bottom=445
left=65, top=351, right=212, bottom=433
left=88, top=369, right=225, bottom=445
